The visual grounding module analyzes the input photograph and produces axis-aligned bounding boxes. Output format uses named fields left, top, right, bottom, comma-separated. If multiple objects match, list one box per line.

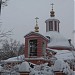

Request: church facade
left=24, top=4, right=74, bottom=64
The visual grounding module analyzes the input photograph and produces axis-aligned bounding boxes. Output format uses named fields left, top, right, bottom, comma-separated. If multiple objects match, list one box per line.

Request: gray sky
left=1, top=0, right=74, bottom=44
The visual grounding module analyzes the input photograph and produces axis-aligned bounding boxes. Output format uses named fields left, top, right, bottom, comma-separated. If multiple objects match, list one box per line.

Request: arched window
left=49, top=21, right=53, bottom=31
left=29, top=39, right=37, bottom=56
left=54, top=21, right=57, bottom=31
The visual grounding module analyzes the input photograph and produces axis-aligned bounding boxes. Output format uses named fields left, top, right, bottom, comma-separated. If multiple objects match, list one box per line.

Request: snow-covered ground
left=0, top=55, right=75, bottom=75
left=0, top=49, right=75, bottom=75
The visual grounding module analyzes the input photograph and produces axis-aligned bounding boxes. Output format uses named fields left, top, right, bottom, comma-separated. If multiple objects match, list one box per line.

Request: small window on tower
left=49, top=21, right=53, bottom=31
left=55, top=21, right=57, bottom=31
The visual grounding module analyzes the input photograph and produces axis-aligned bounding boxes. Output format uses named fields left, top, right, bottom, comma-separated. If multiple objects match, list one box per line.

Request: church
left=24, top=4, right=74, bottom=64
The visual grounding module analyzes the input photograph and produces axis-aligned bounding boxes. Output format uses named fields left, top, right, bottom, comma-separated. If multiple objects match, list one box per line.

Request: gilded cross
left=51, top=3, right=54, bottom=10
left=35, top=17, right=39, bottom=25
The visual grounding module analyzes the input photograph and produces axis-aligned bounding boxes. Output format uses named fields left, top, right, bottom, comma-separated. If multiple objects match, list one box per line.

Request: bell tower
left=45, top=3, right=60, bottom=32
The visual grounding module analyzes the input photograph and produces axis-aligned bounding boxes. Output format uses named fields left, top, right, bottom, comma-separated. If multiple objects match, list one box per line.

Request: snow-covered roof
left=53, top=59, right=70, bottom=72
left=0, top=66, right=3, bottom=72
left=25, top=57, right=44, bottom=60
left=19, top=61, right=30, bottom=72
left=74, top=71, right=75, bottom=75
left=54, top=50, right=75, bottom=60
left=53, top=59, right=65, bottom=71
left=3, top=55, right=25, bottom=62
left=45, top=18, right=60, bottom=23
left=24, top=31, right=48, bottom=41
left=45, top=31, right=70, bottom=47
left=46, top=48, right=75, bottom=60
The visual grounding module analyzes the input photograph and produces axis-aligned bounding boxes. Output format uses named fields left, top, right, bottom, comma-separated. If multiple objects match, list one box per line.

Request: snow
left=53, top=59, right=64, bottom=71
left=19, top=61, right=30, bottom=72
left=29, top=60, right=75, bottom=75
left=74, top=71, right=75, bottom=75
left=0, top=50, right=74, bottom=75
left=25, top=57, right=44, bottom=60
left=0, top=60, right=75, bottom=75
left=53, top=59, right=73, bottom=75
left=45, top=31, right=70, bottom=47
left=46, top=48, right=75, bottom=60
left=0, top=66, right=3, bottom=72
left=3, top=55, right=25, bottom=62
left=54, top=50, right=75, bottom=60
left=30, top=63, right=54, bottom=75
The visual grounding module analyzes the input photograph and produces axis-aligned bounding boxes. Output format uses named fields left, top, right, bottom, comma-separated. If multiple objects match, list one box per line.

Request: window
left=58, top=23, right=59, bottom=32
left=49, top=21, right=53, bottom=31
left=54, top=21, right=57, bottom=31
left=29, top=39, right=37, bottom=56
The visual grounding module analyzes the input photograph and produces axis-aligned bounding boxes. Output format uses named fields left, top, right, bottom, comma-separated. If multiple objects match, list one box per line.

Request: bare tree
left=0, top=38, right=20, bottom=60
left=2, top=38, right=20, bottom=52
left=0, top=26, right=13, bottom=43
left=18, top=43, right=24, bottom=55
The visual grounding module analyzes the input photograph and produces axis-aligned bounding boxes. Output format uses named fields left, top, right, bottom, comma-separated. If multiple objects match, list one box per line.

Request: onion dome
left=50, top=3, right=55, bottom=17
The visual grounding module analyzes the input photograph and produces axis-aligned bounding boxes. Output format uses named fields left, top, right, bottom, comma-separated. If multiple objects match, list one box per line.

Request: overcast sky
left=0, top=0, right=74, bottom=44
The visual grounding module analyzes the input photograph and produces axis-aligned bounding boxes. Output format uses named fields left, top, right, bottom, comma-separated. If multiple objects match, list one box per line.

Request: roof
left=53, top=50, right=75, bottom=60
left=19, top=61, right=30, bottom=72
left=53, top=59, right=70, bottom=72
left=46, top=48, right=75, bottom=60
left=2, top=55, right=25, bottom=62
left=45, top=31, right=70, bottom=47
left=24, top=31, right=48, bottom=41
left=45, top=18, right=60, bottom=23
left=0, top=66, right=3, bottom=72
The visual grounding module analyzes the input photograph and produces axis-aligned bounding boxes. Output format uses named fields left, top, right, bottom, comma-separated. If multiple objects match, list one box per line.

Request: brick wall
left=54, top=72, right=66, bottom=75
left=19, top=72, right=30, bottom=75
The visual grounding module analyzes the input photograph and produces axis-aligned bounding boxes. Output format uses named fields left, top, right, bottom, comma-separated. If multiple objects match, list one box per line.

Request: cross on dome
left=35, top=17, right=39, bottom=25
left=51, top=3, right=54, bottom=10
left=34, top=17, right=39, bottom=32
left=50, top=3, right=55, bottom=17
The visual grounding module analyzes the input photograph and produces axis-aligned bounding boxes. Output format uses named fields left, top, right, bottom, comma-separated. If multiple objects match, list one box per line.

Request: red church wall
left=54, top=72, right=65, bottom=75
left=49, top=47, right=71, bottom=50
left=24, top=38, right=28, bottom=58
left=37, top=37, right=43, bottom=57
